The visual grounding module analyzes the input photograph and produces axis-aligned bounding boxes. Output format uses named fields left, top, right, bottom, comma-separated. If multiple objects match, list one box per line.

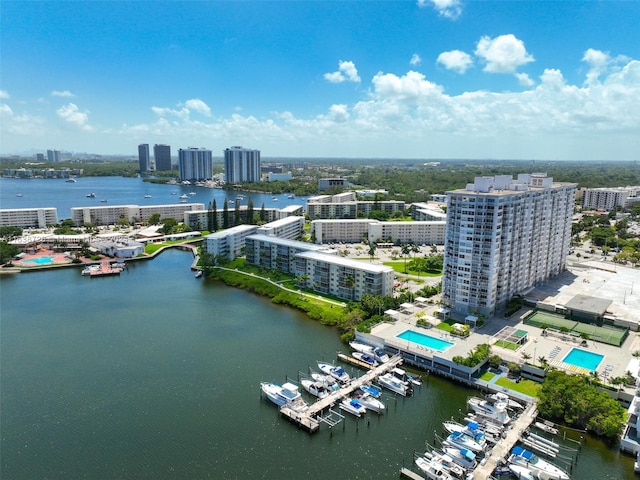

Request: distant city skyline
left=1, top=1, right=639, bottom=160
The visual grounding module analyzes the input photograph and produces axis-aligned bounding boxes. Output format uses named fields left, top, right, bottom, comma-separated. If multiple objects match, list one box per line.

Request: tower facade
left=138, top=144, right=150, bottom=172
left=442, top=173, right=576, bottom=316
left=178, top=147, right=213, bottom=182
left=153, top=144, right=172, bottom=171
left=223, top=146, right=261, bottom=184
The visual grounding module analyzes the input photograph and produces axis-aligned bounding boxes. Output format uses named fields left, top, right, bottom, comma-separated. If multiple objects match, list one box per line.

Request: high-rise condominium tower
left=178, top=147, right=213, bottom=182
left=442, top=173, right=576, bottom=317
left=153, top=144, right=172, bottom=171
left=138, top=144, right=150, bottom=172
left=223, top=146, right=261, bottom=184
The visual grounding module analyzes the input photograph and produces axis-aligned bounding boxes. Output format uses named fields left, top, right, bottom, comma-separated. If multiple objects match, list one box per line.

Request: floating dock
left=89, top=261, right=125, bottom=277
left=279, top=354, right=404, bottom=433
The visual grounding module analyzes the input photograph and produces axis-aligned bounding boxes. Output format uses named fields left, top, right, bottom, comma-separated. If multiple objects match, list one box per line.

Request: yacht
left=353, top=391, right=385, bottom=413
left=392, top=367, right=421, bottom=386
left=467, top=396, right=511, bottom=425
left=487, top=391, right=524, bottom=410
left=86, top=193, right=96, bottom=198
left=360, top=383, right=382, bottom=398
left=65, top=178, right=77, bottom=183
left=338, top=397, right=367, bottom=417
left=422, top=451, right=465, bottom=479
left=179, top=194, right=189, bottom=199
left=442, top=446, right=476, bottom=469
left=352, top=351, right=378, bottom=368
left=508, top=446, right=570, bottom=480
left=443, top=421, right=490, bottom=448
left=300, top=378, right=330, bottom=399
left=144, top=194, right=152, bottom=198
left=310, top=372, right=340, bottom=392
left=443, top=430, right=484, bottom=453
left=509, top=464, right=539, bottom=480
left=317, top=362, right=350, bottom=385
left=260, top=382, right=309, bottom=413
left=414, top=455, right=456, bottom=480
left=372, top=347, right=390, bottom=363
left=349, top=341, right=374, bottom=354
left=377, top=373, right=412, bottom=396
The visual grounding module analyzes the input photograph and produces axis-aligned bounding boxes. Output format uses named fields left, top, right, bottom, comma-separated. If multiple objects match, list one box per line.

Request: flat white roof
left=296, top=251, right=394, bottom=273
left=247, top=234, right=325, bottom=251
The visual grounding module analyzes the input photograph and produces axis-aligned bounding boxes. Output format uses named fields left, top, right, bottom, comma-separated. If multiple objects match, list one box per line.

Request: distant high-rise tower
left=223, top=146, right=261, bottom=184
left=46, top=149, right=61, bottom=162
left=35, top=153, right=45, bottom=162
left=138, top=144, right=150, bottom=172
left=153, top=144, right=172, bottom=171
left=442, top=173, right=576, bottom=316
left=178, top=147, right=213, bottom=182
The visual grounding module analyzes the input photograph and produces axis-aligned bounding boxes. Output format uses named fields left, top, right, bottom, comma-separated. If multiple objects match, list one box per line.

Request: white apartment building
left=244, top=234, right=326, bottom=274
left=224, top=146, right=261, bottom=183
left=310, top=219, right=446, bottom=245
left=178, top=147, right=213, bottom=182
left=307, top=192, right=357, bottom=204
left=311, top=219, right=373, bottom=243
left=295, top=251, right=395, bottom=301
left=256, top=216, right=304, bottom=239
left=318, top=178, right=350, bottom=191
left=71, top=203, right=204, bottom=226
left=411, top=202, right=447, bottom=221
left=204, top=224, right=258, bottom=261
left=368, top=221, right=446, bottom=245
left=443, top=173, right=576, bottom=317
left=582, top=186, right=640, bottom=211
left=0, top=208, right=58, bottom=228
left=183, top=205, right=303, bottom=231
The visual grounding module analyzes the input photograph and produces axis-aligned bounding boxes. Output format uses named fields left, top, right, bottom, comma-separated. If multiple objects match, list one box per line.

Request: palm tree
left=344, top=274, right=356, bottom=301
left=401, top=244, right=411, bottom=273
left=368, top=243, right=377, bottom=262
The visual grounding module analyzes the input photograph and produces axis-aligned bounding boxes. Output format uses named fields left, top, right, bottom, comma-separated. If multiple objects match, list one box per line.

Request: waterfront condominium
left=442, top=173, right=576, bottom=317
left=223, top=146, right=261, bottom=184
left=138, top=144, right=150, bottom=172
left=178, top=147, right=213, bottom=182
left=153, top=144, right=172, bottom=171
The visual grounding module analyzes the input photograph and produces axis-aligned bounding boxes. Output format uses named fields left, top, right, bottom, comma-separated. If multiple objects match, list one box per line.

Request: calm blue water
left=397, top=329, right=455, bottom=352
left=562, top=348, right=605, bottom=372
left=0, top=176, right=306, bottom=220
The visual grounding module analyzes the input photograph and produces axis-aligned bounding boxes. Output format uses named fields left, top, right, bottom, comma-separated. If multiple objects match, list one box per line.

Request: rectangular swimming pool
left=562, top=348, right=604, bottom=372
left=396, top=330, right=454, bottom=352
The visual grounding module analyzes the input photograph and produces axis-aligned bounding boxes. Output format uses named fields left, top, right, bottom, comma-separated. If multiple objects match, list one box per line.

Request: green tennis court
left=524, top=311, right=627, bottom=347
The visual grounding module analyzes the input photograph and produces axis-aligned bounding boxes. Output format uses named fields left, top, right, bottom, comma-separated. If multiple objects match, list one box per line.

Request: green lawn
left=382, top=261, right=441, bottom=276
left=480, top=371, right=495, bottom=381
left=495, top=377, right=540, bottom=397
left=494, top=340, right=519, bottom=351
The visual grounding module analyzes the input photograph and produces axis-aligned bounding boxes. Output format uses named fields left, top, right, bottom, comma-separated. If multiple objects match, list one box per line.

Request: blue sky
left=1, top=1, right=639, bottom=160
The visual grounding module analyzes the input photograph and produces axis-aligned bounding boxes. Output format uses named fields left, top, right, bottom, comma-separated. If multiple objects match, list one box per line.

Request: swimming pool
left=562, top=348, right=604, bottom=372
left=396, top=330, right=454, bottom=352
left=23, top=256, right=54, bottom=265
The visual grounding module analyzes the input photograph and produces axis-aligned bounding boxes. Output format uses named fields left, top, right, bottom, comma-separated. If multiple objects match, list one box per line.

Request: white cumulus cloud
left=328, top=104, right=350, bottom=123
left=56, top=103, right=93, bottom=131
left=1, top=103, right=47, bottom=136
left=515, top=72, right=535, bottom=87
left=51, top=90, right=76, bottom=97
left=437, top=50, right=473, bottom=74
left=0, top=90, right=9, bottom=99
left=371, top=70, right=444, bottom=101
left=410, top=54, right=422, bottom=66
left=324, top=60, right=361, bottom=84
left=418, top=0, right=462, bottom=20
left=184, top=98, right=212, bottom=116
left=581, top=48, right=630, bottom=85
left=475, top=34, right=534, bottom=73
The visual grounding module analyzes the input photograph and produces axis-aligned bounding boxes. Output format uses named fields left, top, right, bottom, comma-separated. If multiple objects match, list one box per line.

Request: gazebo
left=384, top=309, right=400, bottom=321
left=434, top=307, right=450, bottom=320
left=464, top=315, right=478, bottom=327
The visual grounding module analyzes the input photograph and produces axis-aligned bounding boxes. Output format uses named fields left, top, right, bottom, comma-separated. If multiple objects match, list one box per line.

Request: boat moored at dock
left=339, top=397, right=367, bottom=417
left=378, top=372, right=412, bottom=396
left=261, top=382, right=309, bottom=413
left=317, top=362, right=350, bottom=385
left=508, top=446, right=570, bottom=480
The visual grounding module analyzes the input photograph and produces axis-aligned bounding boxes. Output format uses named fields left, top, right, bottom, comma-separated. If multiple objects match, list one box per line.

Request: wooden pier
left=469, top=402, right=538, bottom=480
left=89, top=261, right=125, bottom=277
left=279, top=354, right=404, bottom=433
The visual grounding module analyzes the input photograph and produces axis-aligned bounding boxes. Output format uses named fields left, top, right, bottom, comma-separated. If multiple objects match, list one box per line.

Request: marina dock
left=279, top=354, right=404, bottom=433
left=469, top=402, right=538, bottom=480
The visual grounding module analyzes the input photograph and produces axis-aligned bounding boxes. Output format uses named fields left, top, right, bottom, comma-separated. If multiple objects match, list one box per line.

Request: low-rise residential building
left=204, top=224, right=258, bottom=261
left=311, top=219, right=373, bottom=243
left=71, top=203, right=204, bottom=226
left=582, top=186, right=640, bottom=211
left=411, top=202, right=447, bottom=221
left=318, top=177, right=350, bottom=191
left=245, top=235, right=326, bottom=274
left=183, top=205, right=304, bottom=231
left=256, top=216, right=304, bottom=240
left=0, top=208, right=58, bottom=228
left=91, top=238, right=145, bottom=258
left=295, top=251, right=395, bottom=301
left=310, top=218, right=446, bottom=245
left=306, top=192, right=405, bottom=220
left=265, top=172, right=292, bottom=182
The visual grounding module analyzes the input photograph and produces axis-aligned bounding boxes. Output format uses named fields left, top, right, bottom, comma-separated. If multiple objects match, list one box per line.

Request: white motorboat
left=360, top=383, right=382, bottom=398
left=534, top=421, right=559, bottom=435
left=442, top=446, right=476, bottom=469
left=300, top=378, right=330, bottom=399
left=467, top=396, right=511, bottom=425
left=349, top=340, right=374, bottom=354
left=443, top=421, right=491, bottom=447
left=86, top=192, right=96, bottom=198
left=179, top=194, right=189, bottom=199
left=352, top=351, right=378, bottom=367
left=372, top=347, right=390, bottom=363
left=260, top=382, right=309, bottom=412
left=508, top=446, right=570, bottom=480
left=310, top=372, right=340, bottom=391
left=415, top=455, right=456, bottom=480
left=392, top=367, right=421, bottom=386
left=317, top=362, right=350, bottom=385
left=509, top=464, right=539, bottom=480
left=443, top=431, right=484, bottom=452
left=487, top=391, right=524, bottom=410
left=144, top=194, right=152, bottom=198
left=377, top=373, right=412, bottom=396
left=195, top=270, right=203, bottom=278
left=339, top=397, right=367, bottom=417
left=423, top=451, right=465, bottom=479
left=354, top=391, right=385, bottom=413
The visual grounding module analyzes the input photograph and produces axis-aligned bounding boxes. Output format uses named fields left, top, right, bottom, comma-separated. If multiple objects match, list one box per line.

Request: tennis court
left=524, top=311, right=627, bottom=347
